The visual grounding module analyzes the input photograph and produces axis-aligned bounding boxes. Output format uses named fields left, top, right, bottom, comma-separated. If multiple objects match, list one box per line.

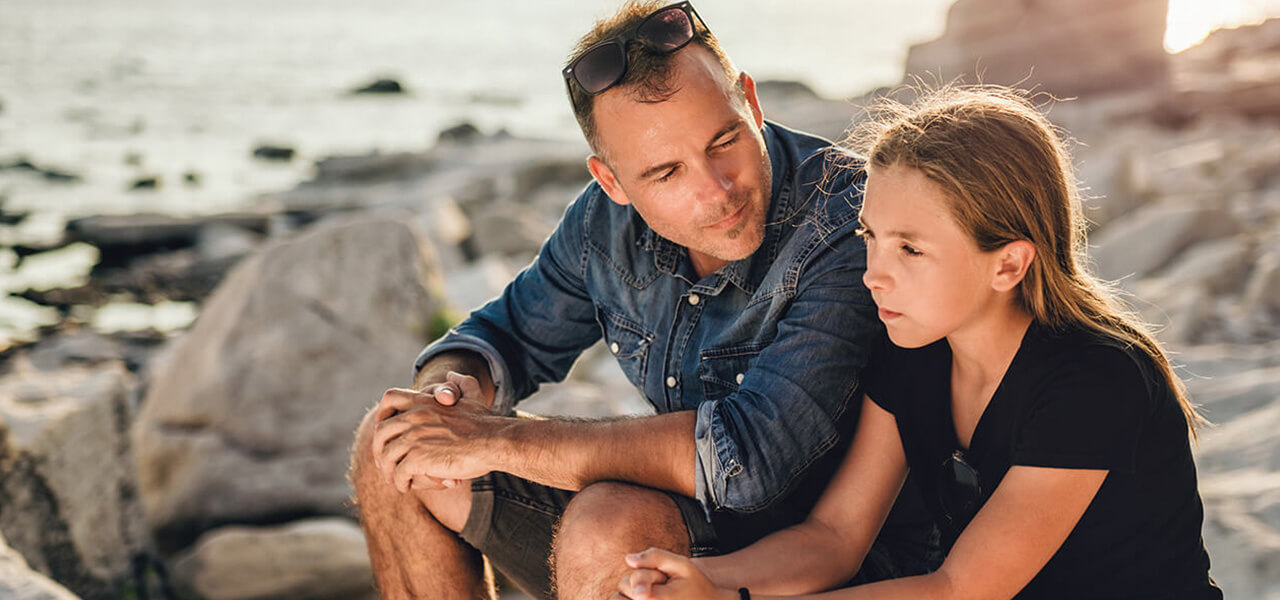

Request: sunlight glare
left=1166, top=0, right=1280, bottom=52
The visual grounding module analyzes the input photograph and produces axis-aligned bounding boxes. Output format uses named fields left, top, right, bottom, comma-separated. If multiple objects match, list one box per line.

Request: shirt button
left=666, top=376, right=678, bottom=388
left=688, top=294, right=700, bottom=306
left=736, top=373, right=745, bottom=384
left=610, top=342, right=620, bottom=354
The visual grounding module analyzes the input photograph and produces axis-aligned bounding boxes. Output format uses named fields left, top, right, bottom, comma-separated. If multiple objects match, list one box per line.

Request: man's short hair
left=566, top=0, right=741, bottom=159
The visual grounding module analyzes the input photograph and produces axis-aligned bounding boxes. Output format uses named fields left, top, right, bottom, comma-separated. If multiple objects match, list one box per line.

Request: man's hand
left=370, top=372, right=499, bottom=492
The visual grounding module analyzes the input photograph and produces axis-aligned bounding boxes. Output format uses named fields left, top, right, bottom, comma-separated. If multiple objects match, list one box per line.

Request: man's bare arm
left=372, top=382, right=697, bottom=498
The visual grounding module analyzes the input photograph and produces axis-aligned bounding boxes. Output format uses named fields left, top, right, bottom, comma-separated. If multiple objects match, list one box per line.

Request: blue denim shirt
left=416, top=121, right=879, bottom=515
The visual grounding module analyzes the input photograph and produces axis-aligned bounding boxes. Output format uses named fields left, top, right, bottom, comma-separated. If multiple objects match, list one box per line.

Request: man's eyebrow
left=640, top=160, right=680, bottom=181
left=705, top=121, right=742, bottom=151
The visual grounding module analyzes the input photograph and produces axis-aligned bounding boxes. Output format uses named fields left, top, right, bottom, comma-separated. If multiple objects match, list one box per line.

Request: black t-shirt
left=864, top=323, right=1221, bottom=599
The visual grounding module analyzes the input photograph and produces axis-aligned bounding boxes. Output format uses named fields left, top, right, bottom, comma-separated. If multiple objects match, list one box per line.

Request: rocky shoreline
left=2, top=5, right=1279, bottom=599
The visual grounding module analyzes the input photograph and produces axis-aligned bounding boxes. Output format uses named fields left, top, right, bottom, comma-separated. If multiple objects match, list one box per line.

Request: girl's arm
left=692, top=396, right=912, bottom=595
left=621, top=464, right=1108, bottom=600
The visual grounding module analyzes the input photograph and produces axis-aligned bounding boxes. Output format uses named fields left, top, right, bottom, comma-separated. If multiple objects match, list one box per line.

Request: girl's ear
left=992, top=240, right=1036, bottom=292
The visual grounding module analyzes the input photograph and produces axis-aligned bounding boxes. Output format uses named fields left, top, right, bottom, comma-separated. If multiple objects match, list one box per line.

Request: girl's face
left=858, top=164, right=1006, bottom=348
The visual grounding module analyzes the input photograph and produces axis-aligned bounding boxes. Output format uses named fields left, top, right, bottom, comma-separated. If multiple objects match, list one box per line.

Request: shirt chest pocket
left=698, top=342, right=766, bottom=401
left=595, top=304, right=654, bottom=388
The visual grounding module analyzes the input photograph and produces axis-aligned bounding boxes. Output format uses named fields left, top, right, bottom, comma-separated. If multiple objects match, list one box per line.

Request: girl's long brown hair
left=849, top=85, right=1205, bottom=438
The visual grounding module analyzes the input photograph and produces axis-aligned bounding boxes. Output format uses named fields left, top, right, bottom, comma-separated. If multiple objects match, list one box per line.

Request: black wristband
left=738, top=588, right=751, bottom=600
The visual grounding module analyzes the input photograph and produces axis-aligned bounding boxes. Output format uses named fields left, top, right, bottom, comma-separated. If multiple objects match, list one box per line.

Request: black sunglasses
left=937, top=449, right=983, bottom=531
left=562, top=1, right=709, bottom=106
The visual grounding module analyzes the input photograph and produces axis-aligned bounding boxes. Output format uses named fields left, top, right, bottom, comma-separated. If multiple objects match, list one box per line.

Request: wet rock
left=128, top=177, right=159, bottom=191
left=0, top=532, right=81, bottom=600
left=0, top=361, right=146, bottom=600
left=1088, top=204, right=1239, bottom=282
left=132, top=215, right=445, bottom=553
left=437, top=122, right=482, bottom=144
left=252, top=145, right=296, bottom=162
left=350, top=78, right=404, bottom=94
left=513, top=158, right=590, bottom=201
left=66, top=212, right=271, bottom=270
left=311, top=152, right=434, bottom=184
left=0, top=158, right=82, bottom=183
left=170, top=518, right=374, bottom=600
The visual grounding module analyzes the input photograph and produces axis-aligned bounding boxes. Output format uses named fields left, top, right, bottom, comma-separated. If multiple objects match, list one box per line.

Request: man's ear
left=739, top=71, right=764, bottom=129
left=587, top=155, right=631, bottom=206
left=992, top=240, right=1036, bottom=292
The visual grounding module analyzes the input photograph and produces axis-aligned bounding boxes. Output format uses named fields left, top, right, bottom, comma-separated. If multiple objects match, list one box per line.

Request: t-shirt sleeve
left=1012, top=344, right=1151, bottom=472
left=863, top=332, right=900, bottom=416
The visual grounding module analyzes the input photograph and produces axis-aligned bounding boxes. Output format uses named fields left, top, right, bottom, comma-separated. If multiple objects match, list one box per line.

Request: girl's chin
left=885, top=324, right=943, bottom=349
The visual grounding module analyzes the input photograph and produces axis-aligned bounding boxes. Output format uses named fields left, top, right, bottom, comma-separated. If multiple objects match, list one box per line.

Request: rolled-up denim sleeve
left=413, top=188, right=603, bottom=413
left=693, top=223, right=879, bottom=514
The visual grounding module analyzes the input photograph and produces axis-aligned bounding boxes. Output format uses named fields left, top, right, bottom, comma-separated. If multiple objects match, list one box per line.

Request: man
left=350, top=2, right=934, bottom=599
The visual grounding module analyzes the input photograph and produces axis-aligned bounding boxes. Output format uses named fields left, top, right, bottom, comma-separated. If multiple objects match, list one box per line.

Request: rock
left=1242, top=251, right=1280, bottom=316
left=128, top=177, right=159, bottom=191
left=1190, top=366, right=1280, bottom=425
left=66, top=212, right=271, bottom=269
left=252, top=145, right=296, bottom=162
left=132, top=215, right=445, bottom=553
left=0, top=158, right=81, bottom=183
left=903, top=0, right=1170, bottom=97
left=513, top=158, right=590, bottom=202
left=1088, top=204, right=1239, bottom=282
left=437, top=122, right=482, bottom=144
left=0, top=532, right=81, bottom=600
left=183, top=171, right=201, bottom=186
left=0, top=361, right=146, bottom=600
left=468, top=208, right=552, bottom=258
left=441, top=255, right=514, bottom=313
left=350, top=78, right=404, bottom=94
left=1199, top=469, right=1280, bottom=600
left=1172, top=19, right=1280, bottom=120
left=311, top=152, right=434, bottom=184
left=518, top=380, right=649, bottom=420
left=170, top=518, right=374, bottom=600
left=196, top=223, right=262, bottom=263
left=1134, top=237, right=1254, bottom=304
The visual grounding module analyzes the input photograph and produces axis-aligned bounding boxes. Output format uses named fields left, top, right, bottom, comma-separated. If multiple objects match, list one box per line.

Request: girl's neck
left=948, top=302, right=1035, bottom=387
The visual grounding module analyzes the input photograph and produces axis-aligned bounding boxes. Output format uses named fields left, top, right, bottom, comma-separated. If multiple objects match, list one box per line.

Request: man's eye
left=656, top=167, right=677, bottom=182
left=715, top=134, right=739, bottom=150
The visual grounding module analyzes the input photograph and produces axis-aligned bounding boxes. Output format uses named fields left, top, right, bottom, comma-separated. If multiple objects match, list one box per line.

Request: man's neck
left=689, top=250, right=728, bottom=279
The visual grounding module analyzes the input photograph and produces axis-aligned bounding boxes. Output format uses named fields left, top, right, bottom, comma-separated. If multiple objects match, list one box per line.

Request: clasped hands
left=612, top=550, right=734, bottom=600
left=370, top=371, right=499, bottom=493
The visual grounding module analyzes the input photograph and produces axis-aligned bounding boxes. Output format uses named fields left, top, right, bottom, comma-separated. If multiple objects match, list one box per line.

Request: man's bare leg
left=351, top=408, right=493, bottom=600
left=553, top=482, right=691, bottom=600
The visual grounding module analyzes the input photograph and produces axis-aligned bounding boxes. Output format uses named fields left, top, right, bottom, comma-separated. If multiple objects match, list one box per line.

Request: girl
left=612, top=86, right=1222, bottom=600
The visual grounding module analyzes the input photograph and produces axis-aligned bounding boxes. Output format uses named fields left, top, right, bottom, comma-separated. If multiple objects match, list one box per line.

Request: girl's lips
left=878, top=307, right=902, bottom=321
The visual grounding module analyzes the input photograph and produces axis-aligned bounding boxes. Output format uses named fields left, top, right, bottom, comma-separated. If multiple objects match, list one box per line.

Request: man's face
left=586, top=45, right=772, bottom=279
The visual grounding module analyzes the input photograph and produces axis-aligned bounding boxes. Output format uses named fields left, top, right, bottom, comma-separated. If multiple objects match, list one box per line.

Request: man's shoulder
left=767, top=121, right=866, bottom=230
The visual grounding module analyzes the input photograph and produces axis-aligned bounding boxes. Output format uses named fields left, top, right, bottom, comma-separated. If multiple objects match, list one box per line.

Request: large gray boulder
left=170, top=518, right=374, bottom=600
left=1088, top=204, right=1239, bottom=283
left=0, top=361, right=143, bottom=600
left=132, top=215, right=445, bottom=552
left=0, top=532, right=81, bottom=600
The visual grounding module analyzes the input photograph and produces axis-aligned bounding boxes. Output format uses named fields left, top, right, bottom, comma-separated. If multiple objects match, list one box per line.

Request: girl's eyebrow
left=858, top=216, right=921, bottom=242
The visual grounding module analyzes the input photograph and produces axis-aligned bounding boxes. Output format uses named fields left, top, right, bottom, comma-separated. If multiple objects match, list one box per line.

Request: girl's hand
left=618, top=548, right=734, bottom=600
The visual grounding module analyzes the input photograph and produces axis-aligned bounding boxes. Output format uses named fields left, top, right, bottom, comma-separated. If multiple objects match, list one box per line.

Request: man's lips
left=706, top=203, right=747, bottom=231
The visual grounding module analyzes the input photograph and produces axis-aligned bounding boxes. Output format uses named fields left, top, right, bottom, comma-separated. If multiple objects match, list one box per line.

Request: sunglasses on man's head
left=937, top=449, right=983, bottom=531
left=562, top=1, right=709, bottom=107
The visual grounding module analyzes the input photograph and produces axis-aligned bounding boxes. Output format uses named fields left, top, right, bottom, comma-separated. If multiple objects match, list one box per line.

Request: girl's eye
left=901, top=244, right=922, bottom=256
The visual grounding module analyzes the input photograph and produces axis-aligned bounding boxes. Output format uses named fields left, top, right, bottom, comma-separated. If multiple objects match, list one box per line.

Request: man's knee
left=556, top=482, right=689, bottom=556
